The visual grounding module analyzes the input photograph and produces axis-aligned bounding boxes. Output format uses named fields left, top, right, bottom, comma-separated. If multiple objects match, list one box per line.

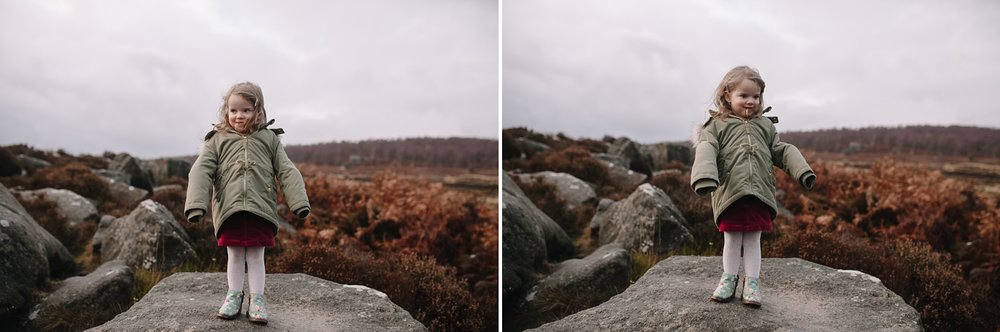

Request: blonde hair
left=712, top=66, right=765, bottom=119
left=215, top=82, right=268, bottom=133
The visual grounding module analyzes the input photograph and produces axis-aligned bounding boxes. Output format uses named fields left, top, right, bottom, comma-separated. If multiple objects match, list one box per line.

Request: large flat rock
left=530, top=256, right=921, bottom=332
left=88, top=273, right=426, bottom=332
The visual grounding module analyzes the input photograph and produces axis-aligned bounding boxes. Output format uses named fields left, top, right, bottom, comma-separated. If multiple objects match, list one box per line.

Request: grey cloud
left=0, top=0, right=498, bottom=158
left=503, top=0, right=1000, bottom=143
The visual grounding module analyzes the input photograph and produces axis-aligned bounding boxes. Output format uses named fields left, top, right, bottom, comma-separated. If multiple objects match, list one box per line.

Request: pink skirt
left=217, top=211, right=276, bottom=247
left=717, top=196, right=773, bottom=232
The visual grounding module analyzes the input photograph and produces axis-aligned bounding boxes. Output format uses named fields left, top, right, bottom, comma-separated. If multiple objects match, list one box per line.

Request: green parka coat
left=184, top=125, right=310, bottom=237
left=690, top=109, right=815, bottom=226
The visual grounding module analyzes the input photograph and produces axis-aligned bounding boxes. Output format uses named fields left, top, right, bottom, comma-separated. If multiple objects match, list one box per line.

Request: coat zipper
left=243, top=135, right=248, bottom=210
left=744, top=119, right=754, bottom=193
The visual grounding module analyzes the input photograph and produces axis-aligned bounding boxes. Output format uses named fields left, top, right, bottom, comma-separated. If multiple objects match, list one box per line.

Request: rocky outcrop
left=108, top=153, right=154, bottom=192
left=515, top=171, right=597, bottom=211
left=152, top=184, right=184, bottom=196
left=94, top=169, right=129, bottom=185
left=607, top=137, right=652, bottom=176
left=16, top=154, right=51, bottom=174
left=15, top=188, right=98, bottom=227
left=596, top=184, right=693, bottom=254
left=530, top=256, right=922, bottom=331
left=141, top=158, right=191, bottom=186
left=515, top=138, right=551, bottom=157
left=592, top=153, right=629, bottom=169
left=641, top=142, right=692, bottom=170
left=31, top=260, right=133, bottom=329
left=588, top=198, right=614, bottom=238
left=88, top=273, right=426, bottom=331
left=101, top=174, right=149, bottom=207
left=0, top=183, right=76, bottom=319
left=524, top=243, right=630, bottom=318
left=91, top=200, right=197, bottom=271
left=603, top=162, right=647, bottom=190
left=502, top=173, right=575, bottom=310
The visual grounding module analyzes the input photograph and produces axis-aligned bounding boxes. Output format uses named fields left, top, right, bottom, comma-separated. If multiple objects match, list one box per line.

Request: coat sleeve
left=769, top=125, right=815, bottom=190
left=690, top=121, right=721, bottom=195
left=184, top=138, right=218, bottom=222
left=272, top=137, right=310, bottom=218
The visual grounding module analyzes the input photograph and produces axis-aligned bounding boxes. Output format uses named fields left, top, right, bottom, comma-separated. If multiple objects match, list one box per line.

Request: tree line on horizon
left=283, top=137, right=498, bottom=170
left=779, top=125, right=1000, bottom=159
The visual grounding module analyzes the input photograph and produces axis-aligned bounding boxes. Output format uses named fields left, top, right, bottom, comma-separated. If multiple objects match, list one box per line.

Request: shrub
left=30, top=163, right=112, bottom=203
left=767, top=230, right=987, bottom=331
left=15, top=195, right=96, bottom=256
left=0, top=146, right=22, bottom=177
left=293, top=171, right=498, bottom=330
left=270, top=244, right=485, bottom=332
left=649, top=171, right=722, bottom=255
left=512, top=176, right=594, bottom=239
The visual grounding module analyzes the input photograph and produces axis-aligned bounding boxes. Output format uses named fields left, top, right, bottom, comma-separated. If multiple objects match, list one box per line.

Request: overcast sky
left=503, top=0, right=1000, bottom=144
left=0, top=0, right=497, bottom=158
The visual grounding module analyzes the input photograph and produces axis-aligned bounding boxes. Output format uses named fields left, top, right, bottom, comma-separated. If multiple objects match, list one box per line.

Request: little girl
left=185, top=82, right=310, bottom=324
left=690, top=66, right=815, bottom=307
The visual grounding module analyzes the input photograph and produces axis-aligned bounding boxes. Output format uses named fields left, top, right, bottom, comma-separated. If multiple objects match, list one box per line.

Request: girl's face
left=726, top=79, right=761, bottom=118
left=227, top=94, right=255, bottom=133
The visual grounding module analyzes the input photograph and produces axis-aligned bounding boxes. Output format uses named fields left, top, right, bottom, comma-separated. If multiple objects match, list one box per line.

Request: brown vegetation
left=502, top=128, right=1000, bottom=331
left=1, top=143, right=498, bottom=332
left=781, top=125, right=1000, bottom=161
left=284, top=137, right=497, bottom=171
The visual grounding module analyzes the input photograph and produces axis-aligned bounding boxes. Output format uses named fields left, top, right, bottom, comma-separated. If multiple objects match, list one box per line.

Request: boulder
left=530, top=256, right=922, bottom=331
left=607, top=137, right=652, bottom=176
left=502, top=173, right=574, bottom=309
left=0, top=149, right=22, bottom=177
left=31, top=260, right=133, bottom=330
left=152, top=184, right=184, bottom=196
left=588, top=198, right=615, bottom=238
left=515, top=171, right=597, bottom=211
left=94, top=170, right=130, bottom=185
left=88, top=273, right=426, bottom=331
left=652, top=169, right=682, bottom=178
left=98, top=174, right=149, bottom=206
left=16, top=154, right=51, bottom=174
left=524, top=243, right=630, bottom=322
left=15, top=188, right=99, bottom=227
left=640, top=142, right=693, bottom=170
left=592, top=153, right=629, bottom=169
left=108, top=153, right=154, bottom=192
left=598, top=184, right=693, bottom=254
left=603, top=162, right=647, bottom=191
left=515, top=138, right=551, bottom=157
left=91, top=200, right=197, bottom=271
left=141, top=158, right=192, bottom=186
left=0, top=183, right=76, bottom=319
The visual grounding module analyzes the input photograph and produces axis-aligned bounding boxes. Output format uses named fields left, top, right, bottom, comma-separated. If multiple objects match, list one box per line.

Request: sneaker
left=247, top=293, right=268, bottom=325
left=217, top=290, right=244, bottom=320
left=742, top=276, right=762, bottom=307
left=710, top=273, right=739, bottom=302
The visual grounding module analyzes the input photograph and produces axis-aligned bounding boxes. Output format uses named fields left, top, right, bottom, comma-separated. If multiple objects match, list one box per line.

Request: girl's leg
left=741, top=231, right=763, bottom=306
left=742, top=231, right=762, bottom=278
left=712, top=231, right=743, bottom=302
left=246, top=246, right=266, bottom=294
left=722, top=231, right=743, bottom=275
left=219, top=246, right=247, bottom=319
left=246, top=246, right=269, bottom=324
left=226, top=246, right=246, bottom=291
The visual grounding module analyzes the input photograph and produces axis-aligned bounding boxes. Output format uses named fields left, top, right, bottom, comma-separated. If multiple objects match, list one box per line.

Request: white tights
left=227, top=246, right=266, bottom=294
left=722, top=231, right=762, bottom=278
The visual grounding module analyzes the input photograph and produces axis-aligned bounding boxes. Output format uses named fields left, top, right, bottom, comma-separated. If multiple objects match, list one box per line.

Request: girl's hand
left=295, top=207, right=310, bottom=219
left=800, top=172, right=816, bottom=191
left=693, top=179, right=718, bottom=196
left=186, top=209, right=206, bottom=223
